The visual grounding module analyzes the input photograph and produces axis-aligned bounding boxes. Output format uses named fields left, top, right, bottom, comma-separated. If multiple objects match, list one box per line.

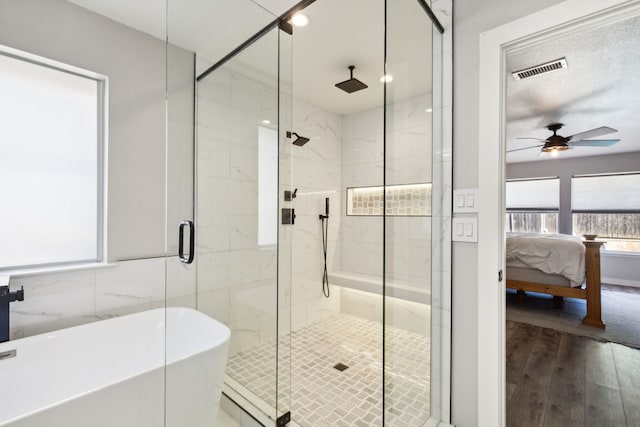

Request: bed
left=506, top=232, right=605, bottom=328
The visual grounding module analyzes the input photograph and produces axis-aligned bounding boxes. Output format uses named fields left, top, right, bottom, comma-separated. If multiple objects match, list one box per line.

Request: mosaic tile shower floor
left=226, top=313, right=430, bottom=426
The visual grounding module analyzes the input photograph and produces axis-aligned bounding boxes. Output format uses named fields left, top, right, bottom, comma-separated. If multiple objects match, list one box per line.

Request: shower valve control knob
left=14, top=287, right=24, bottom=302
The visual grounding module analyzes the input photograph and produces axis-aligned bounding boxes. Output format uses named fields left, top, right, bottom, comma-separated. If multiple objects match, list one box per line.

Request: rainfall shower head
left=335, top=65, right=368, bottom=93
left=287, top=131, right=310, bottom=146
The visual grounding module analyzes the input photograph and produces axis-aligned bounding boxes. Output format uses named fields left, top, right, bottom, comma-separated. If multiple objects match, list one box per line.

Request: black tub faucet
left=1, top=276, right=24, bottom=343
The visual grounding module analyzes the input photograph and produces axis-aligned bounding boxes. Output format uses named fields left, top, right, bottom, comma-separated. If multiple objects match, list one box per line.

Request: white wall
left=0, top=0, right=177, bottom=260
left=452, top=0, right=563, bottom=425
left=1, top=0, right=196, bottom=339
left=507, top=151, right=640, bottom=286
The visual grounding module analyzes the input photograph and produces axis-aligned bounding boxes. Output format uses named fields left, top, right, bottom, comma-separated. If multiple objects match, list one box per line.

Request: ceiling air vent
left=512, top=58, right=568, bottom=80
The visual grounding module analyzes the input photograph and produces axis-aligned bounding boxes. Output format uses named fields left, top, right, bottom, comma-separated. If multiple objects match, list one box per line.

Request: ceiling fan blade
left=507, top=144, right=543, bottom=153
left=515, top=137, right=544, bottom=141
left=569, top=139, right=620, bottom=147
left=567, top=126, right=617, bottom=142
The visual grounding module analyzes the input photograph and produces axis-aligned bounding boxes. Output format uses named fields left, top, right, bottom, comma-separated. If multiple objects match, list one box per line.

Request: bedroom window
left=0, top=47, right=107, bottom=271
left=572, top=173, right=640, bottom=252
left=505, top=178, right=559, bottom=234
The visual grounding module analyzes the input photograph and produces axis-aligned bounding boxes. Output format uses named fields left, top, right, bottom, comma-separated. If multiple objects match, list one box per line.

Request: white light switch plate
left=453, top=189, right=479, bottom=213
left=452, top=218, right=478, bottom=242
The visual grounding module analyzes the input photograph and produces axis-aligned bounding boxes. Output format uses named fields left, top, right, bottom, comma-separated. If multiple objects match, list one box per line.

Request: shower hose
left=321, top=215, right=330, bottom=298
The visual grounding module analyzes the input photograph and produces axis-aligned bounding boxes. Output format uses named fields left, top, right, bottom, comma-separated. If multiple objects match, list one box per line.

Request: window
left=0, top=47, right=106, bottom=270
left=258, top=126, right=277, bottom=246
left=505, top=178, right=559, bottom=233
left=572, top=173, right=640, bottom=252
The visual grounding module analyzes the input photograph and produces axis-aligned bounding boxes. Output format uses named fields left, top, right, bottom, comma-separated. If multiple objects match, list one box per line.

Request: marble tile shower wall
left=197, top=65, right=280, bottom=356
left=290, top=98, right=342, bottom=331
left=8, top=257, right=196, bottom=340
left=341, top=94, right=433, bottom=286
left=196, top=67, right=341, bottom=355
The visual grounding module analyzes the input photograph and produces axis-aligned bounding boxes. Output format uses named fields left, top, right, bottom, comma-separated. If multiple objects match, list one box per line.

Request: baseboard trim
left=602, top=277, right=640, bottom=288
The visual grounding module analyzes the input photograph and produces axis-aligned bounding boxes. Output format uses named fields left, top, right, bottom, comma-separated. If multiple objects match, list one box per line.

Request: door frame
left=476, top=0, right=640, bottom=425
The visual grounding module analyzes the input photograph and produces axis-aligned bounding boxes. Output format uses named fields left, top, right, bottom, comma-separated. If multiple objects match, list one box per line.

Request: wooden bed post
left=583, top=241, right=605, bottom=329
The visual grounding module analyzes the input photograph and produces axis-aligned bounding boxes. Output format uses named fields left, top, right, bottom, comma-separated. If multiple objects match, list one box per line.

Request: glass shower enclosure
left=165, top=0, right=449, bottom=426
left=166, top=3, right=294, bottom=424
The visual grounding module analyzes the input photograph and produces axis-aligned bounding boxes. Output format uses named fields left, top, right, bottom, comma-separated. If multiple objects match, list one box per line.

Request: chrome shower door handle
left=178, top=220, right=195, bottom=264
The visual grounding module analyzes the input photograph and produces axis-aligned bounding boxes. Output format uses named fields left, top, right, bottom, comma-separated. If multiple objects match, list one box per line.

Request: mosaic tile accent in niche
left=347, top=183, right=431, bottom=216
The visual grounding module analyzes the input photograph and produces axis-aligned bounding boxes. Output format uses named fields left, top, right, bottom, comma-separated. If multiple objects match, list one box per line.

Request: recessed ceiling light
left=291, top=13, right=310, bottom=27
left=261, top=119, right=271, bottom=124
left=380, top=74, right=393, bottom=83
left=425, top=108, right=433, bottom=113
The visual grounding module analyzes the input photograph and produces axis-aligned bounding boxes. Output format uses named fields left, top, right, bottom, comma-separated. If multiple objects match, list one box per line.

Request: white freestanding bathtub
left=0, top=307, right=230, bottom=427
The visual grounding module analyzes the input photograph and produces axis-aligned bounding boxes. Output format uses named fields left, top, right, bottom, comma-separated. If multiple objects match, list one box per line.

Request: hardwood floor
left=506, top=321, right=640, bottom=426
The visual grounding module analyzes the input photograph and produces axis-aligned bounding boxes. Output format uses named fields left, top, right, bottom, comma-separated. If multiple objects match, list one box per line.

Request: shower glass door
left=166, top=2, right=292, bottom=424
left=384, top=0, right=445, bottom=425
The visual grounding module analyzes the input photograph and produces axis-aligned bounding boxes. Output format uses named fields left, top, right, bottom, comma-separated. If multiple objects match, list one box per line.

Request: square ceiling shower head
left=335, top=65, right=368, bottom=93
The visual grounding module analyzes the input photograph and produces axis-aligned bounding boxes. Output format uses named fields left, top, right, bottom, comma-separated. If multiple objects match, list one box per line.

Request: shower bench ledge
left=328, top=271, right=430, bottom=304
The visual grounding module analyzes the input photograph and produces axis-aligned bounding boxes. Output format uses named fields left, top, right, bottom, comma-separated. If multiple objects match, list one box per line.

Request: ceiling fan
left=509, top=123, right=620, bottom=156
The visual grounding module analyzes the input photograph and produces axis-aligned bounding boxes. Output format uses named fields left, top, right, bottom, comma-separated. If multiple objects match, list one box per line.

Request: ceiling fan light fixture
left=541, top=144, right=569, bottom=154
left=513, top=123, right=619, bottom=158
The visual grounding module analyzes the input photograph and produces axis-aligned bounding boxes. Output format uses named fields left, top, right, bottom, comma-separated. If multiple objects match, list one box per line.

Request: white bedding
left=506, top=232, right=586, bottom=286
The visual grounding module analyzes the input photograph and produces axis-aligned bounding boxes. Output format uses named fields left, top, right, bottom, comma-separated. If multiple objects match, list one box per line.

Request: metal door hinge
left=276, top=411, right=291, bottom=426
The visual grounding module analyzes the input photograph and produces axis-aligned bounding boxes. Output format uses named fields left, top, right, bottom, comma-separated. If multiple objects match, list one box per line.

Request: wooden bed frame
left=506, top=240, right=605, bottom=329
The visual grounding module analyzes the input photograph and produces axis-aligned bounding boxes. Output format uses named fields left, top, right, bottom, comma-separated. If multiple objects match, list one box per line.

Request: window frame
left=0, top=44, right=108, bottom=272
left=505, top=177, right=560, bottom=234
left=571, top=172, right=640, bottom=253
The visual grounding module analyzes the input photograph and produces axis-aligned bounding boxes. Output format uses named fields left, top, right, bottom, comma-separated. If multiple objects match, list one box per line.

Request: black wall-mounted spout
left=1, top=282, right=24, bottom=343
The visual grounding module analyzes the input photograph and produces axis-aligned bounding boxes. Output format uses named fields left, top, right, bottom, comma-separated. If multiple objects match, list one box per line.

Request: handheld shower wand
left=319, top=197, right=330, bottom=298
left=320, top=197, right=329, bottom=219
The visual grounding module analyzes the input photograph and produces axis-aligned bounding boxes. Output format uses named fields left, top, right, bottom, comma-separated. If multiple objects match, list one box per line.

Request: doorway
left=477, top=0, right=640, bottom=425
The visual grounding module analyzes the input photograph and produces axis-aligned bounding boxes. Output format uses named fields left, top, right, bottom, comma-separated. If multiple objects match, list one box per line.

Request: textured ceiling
left=505, top=14, right=640, bottom=163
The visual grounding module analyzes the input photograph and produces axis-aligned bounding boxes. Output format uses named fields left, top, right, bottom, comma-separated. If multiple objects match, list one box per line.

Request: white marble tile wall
left=341, top=94, right=433, bottom=288
left=196, top=63, right=283, bottom=356
left=8, top=257, right=196, bottom=340
left=289, top=97, right=343, bottom=331
left=196, top=65, right=435, bottom=357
